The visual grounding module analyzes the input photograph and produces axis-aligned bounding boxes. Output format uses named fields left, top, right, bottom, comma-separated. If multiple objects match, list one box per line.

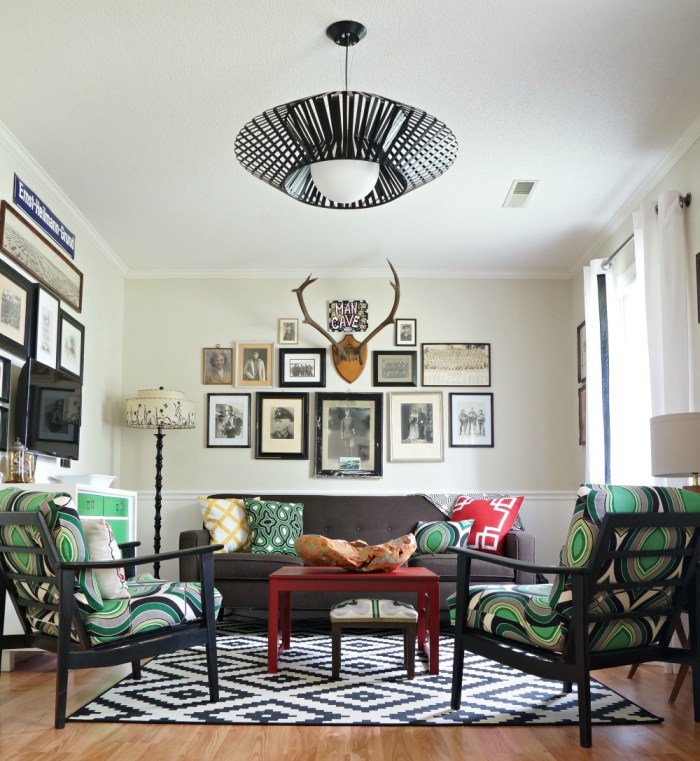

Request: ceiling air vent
left=503, top=179, right=538, bottom=208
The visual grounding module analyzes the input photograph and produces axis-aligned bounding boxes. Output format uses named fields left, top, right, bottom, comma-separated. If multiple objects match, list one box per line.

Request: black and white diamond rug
left=68, top=621, right=661, bottom=727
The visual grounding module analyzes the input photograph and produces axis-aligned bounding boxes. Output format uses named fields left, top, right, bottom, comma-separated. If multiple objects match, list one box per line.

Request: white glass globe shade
left=310, top=159, right=380, bottom=204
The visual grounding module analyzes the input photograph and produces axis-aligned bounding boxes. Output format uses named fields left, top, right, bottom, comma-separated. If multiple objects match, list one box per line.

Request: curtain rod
left=601, top=192, right=692, bottom=270
left=601, top=234, right=634, bottom=270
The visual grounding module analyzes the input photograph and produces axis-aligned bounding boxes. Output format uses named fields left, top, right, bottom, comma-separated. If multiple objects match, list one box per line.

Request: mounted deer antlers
left=293, top=261, right=401, bottom=383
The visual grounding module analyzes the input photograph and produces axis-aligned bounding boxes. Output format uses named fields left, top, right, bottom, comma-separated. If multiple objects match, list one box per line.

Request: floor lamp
left=125, top=387, right=195, bottom=578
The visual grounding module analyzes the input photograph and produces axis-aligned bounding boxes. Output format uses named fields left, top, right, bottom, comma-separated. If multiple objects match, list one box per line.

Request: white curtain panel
left=640, top=190, right=692, bottom=416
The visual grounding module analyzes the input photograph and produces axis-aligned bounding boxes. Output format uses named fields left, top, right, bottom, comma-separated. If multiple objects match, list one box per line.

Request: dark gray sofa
left=179, top=493, right=535, bottom=613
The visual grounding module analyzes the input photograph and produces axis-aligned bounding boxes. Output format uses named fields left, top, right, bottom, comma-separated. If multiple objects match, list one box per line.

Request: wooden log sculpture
left=295, top=533, right=416, bottom=572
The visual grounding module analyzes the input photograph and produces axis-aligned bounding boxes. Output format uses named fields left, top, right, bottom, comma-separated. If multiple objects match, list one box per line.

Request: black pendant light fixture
left=234, top=20, right=458, bottom=209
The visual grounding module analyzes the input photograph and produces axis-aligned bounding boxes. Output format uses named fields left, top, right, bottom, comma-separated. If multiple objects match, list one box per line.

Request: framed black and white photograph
left=389, top=391, right=444, bottom=462
left=577, top=321, right=586, bottom=383
left=422, top=342, right=491, bottom=386
left=255, top=392, right=309, bottom=459
left=206, top=393, right=251, bottom=448
left=0, top=200, right=83, bottom=312
left=32, top=286, right=59, bottom=368
left=278, top=318, right=299, bottom=345
left=0, top=357, right=10, bottom=402
left=37, top=388, right=80, bottom=443
left=0, top=406, right=8, bottom=451
left=202, top=347, right=233, bottom=385
left=449, top=392, right=494, bottom=447
left=0, top=258, right=33, bottom=360
left=57, top=310, right=84, bottom=380
left=372, top=350, right=417, bottom=387
left=279, top=347, right=326, bottom=387
left=395, top=318, right=416, bottom=346
left=236, top=342, right=273, bottom=387
left=315, top=392, right=383, bottom=477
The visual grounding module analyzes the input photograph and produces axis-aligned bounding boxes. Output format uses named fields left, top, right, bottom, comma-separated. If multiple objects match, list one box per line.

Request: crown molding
left=0, top=118, right=128, bottom=278
left=571, top=112, right=700, bottom=275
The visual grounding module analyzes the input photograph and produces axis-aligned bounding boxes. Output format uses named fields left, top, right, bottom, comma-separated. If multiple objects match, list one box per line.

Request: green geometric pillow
left=244, top=498, right=303, bottom=556
left=414, top=519, right=474, bottom=554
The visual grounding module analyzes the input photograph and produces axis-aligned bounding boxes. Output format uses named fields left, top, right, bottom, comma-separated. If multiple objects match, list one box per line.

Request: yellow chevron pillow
left=198, top=496, right=255, bottom=552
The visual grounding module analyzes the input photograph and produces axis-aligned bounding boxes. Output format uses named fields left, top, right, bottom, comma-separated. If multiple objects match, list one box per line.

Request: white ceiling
left=1, top=1, right=700, bottom=279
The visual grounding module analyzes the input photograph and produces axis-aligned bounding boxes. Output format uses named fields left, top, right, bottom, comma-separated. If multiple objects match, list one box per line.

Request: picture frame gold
left=202, top=347, right=233, bottom=385
left=236, top=342, right=273, bottom=387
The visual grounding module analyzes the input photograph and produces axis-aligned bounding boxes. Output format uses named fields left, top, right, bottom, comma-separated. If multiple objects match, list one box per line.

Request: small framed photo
left=395, top=318, right=416, bottom=346
left=578, top=385, right=586, bottom=446
left=422, top=343, right=491, bottom=387
left=449, top=392, right=494, bottom=447
left=389, top=391, right=444, bottom=462
left=236, top=342, right=273, bottom=387
left=32, top=286, right=60, bottom=368
left=0, top=407, right=8, bottom=451
left=279, top=347, right=326, bottom=387
left=315, top=392, right=383, bottom=477
left=57, top=310, right=84, bottom=380
left=577, top=321, right=586, bottom=383
left=0, top=357, right=11, bottom=402
left=0, top=258, right=33, bottom=359
left=255, top=392, right=309, bottom=459
left=278, top=318, right=299, bottom=345
left=206, top=393, right=251, bottom=448
left=202, top=347, right=233, bottom=385
left=372, top=350, right=417, bottom=387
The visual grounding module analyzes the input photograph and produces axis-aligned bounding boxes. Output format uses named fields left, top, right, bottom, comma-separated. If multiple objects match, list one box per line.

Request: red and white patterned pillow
left=450, top=495, right=524, bottom=554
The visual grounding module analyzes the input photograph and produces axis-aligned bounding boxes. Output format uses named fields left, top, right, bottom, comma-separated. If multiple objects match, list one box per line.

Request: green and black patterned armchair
left=448, top=484, right=700, bottom=747
left=0, top=488, right=222, bottom=728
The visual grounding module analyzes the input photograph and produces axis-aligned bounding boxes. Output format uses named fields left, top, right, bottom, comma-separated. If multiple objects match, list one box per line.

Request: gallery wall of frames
left=0, top=193, right=85, bottom=454
left=201, top=323, right=495, bottom=479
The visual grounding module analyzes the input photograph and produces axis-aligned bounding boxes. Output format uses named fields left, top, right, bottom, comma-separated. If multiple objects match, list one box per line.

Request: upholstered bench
left=330, top=598, right=418, bottom=679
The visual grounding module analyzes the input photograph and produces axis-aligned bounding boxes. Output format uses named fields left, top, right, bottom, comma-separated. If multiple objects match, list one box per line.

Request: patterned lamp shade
left=125, top=388, right=195, bottom=430
left=234, top=21, right=458, bottom=209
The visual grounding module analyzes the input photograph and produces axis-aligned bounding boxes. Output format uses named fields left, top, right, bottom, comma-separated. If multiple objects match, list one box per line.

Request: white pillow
left=83, top=518, right=130, bottom=599
left=198, top=496, right=253, bottom=552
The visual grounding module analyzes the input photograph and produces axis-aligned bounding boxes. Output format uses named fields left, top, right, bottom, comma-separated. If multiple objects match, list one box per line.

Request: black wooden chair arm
left=62, top=543, right=224, bottom=571
left=448, top=545, right=587, bottom=577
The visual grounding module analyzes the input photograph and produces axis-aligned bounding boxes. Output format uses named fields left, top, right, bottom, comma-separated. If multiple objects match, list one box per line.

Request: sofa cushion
left=213, top=551, right=303, bottom=579
left=198, top=496, right=252, bottom=552
left=451, top=495, right=524, bottom=554
left=83, top=518, right=129, bottom=599
left=244, top=498, right=304, bottom=556
left=414, top=519, right=473, bottom=554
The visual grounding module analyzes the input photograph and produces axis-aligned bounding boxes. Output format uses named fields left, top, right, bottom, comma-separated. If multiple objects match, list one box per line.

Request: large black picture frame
left=314, top=392, right=383, bottom=478
left=0, top=258, right=34, bottom=359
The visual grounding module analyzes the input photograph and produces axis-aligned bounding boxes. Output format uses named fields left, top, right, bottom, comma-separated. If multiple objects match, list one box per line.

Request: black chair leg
left=450, top=642, right=465, bottom=710
left=577, top=671, right=592, bottom=748
left=131, top=659, right=142, bottom=679
left=562, top=680, right=572, bottom=693
left=54, top=655, right=69, bottom=729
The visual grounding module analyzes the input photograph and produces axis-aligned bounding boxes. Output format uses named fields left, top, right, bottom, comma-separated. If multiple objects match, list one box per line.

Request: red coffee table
left=267, top=565, right=440, bottom=675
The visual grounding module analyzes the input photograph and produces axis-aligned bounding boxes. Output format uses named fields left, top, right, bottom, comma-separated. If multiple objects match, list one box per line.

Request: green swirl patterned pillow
left=244, top=498, right=304, bottom=556
left=414, top=519, right=474, bottom=554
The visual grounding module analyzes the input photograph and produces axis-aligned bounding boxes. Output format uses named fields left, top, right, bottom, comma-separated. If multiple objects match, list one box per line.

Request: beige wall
left=0, top=124, right=126, bottom=484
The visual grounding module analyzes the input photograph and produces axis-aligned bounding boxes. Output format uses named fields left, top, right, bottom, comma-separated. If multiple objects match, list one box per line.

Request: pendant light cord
left=345, top=42, right=349, bottom=91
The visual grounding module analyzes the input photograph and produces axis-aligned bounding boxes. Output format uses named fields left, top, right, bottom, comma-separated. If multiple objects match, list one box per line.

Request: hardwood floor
left=0, top=652, right=697, bottom=761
